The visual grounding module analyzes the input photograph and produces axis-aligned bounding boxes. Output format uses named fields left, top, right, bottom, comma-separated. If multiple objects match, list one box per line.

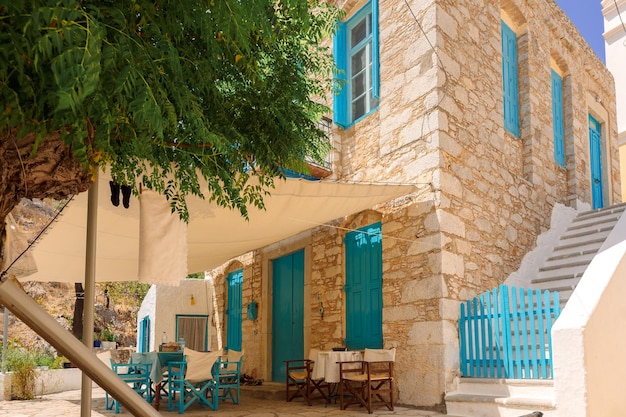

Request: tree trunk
left=0, top=129, right=92, bottom=271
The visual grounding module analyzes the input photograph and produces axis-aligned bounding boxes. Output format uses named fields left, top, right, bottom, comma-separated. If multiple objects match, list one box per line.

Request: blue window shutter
left=372, top=0, right=380, bottom=100
left=501, top=21, right=519, bottom=137
left=551, top=70, right=565, bottom=166
left=333, top=20, right=349, bottom=128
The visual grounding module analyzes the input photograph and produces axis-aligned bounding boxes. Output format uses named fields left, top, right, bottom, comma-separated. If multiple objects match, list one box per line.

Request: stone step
left=241, top=381, right=285, bottom=402
left=446, top=378, right=555, bottom=417
left=445, top=393, right=556, bottom=417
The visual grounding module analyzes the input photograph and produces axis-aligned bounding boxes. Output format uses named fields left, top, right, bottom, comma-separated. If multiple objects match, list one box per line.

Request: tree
left=0, top=0, right=341, bottom=266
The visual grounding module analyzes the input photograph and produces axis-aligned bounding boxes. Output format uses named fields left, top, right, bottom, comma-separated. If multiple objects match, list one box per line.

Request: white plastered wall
left=553, top=211, right=626, bottom=416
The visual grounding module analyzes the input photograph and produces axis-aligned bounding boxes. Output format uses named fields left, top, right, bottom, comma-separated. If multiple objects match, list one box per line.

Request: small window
left=176, top=315, right=208, bottom=351
left=551, top=69, right=565, bottom=166
left=501, top=21, right=519, bottom=137
left=333, top=0, right=379, bottom=128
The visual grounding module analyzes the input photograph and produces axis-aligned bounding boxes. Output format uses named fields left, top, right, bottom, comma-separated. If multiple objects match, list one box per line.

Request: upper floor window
left=501, top=20, right=520, bottom=137
left=551, top=69, right=565, bottom=166
left=333, top=0, right=379, bottom=128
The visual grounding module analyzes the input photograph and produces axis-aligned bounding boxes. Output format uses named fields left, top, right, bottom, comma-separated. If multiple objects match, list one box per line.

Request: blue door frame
left=271, top=250, right=304, bottom=382
left=589, top=114, right=604, bottom=209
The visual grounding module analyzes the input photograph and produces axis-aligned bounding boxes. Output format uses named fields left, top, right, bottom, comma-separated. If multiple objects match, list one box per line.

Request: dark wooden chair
left=338, top=348, right=395, bottom=413
left=285, top=349, right=329, bottom=405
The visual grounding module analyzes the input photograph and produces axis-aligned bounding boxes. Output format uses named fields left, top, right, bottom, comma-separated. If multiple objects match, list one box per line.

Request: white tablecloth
left=130, top=352, right=163, bottom=384
left=311, top=350, right=362, bottom=383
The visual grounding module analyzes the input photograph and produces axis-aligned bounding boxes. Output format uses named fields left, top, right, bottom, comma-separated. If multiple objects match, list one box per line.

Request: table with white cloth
left=311, top=350, right=362, bottom=383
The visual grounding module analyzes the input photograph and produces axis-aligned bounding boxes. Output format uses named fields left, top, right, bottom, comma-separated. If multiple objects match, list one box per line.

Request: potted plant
left=93, top=332, right=102, bottom=348
left=100, top=326, right=117, bottom=350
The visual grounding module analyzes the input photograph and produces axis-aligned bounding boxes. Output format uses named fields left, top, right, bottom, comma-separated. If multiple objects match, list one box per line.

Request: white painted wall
left=0, top=368, right=82, bottom=400
left=505, top=203, right=578, bottom=288
left=138, top=279, right=214, bottom=352
left=603, top=0, right=626, bottom=134
left=553, top=210, right=626, bottom=417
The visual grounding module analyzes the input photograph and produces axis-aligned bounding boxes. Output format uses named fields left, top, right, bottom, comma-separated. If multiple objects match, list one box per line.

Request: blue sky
left=555, top=0, right=605, bottom=62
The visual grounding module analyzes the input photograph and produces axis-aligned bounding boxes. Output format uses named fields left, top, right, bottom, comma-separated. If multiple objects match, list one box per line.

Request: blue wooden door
left=226, top=269, right=243, bottom=351
left=589, top=114, right=604, bottom=209
left=344, top=222, right=383, bottom=350
left=138, top=316, right=150, bottom=353
left=271, top=250, right=304, bottom=382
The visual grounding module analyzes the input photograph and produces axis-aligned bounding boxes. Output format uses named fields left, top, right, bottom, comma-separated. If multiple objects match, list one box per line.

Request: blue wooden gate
left=459, top=285, right=561, bottom=379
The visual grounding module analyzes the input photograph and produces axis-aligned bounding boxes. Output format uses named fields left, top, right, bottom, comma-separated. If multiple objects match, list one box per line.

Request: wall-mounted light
left=190, top=295, right=196, bottom=306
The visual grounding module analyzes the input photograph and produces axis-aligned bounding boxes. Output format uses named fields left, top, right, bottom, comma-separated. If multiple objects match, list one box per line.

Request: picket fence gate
left=459, top=285, right=561, bottom=379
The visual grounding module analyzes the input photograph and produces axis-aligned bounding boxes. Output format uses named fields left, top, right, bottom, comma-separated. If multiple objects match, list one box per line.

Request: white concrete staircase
left=446, top=203, right=626, bottom=417
left=531, top=203, right=626, bottom=306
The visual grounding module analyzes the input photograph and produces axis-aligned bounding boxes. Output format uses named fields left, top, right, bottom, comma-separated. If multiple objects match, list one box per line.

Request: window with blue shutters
left=551, top=69, right=565, bottom=166
left=333, top=0, right=379, bottom=128
left=501, top=21, right=520, bottom=137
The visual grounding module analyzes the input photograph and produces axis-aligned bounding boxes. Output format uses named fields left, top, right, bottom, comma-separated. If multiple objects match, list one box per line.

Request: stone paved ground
left=0, top=385, right=453, bottom=417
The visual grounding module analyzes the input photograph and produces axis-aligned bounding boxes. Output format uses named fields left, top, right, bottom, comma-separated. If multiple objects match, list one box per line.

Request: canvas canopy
left=22, top=170, right=415, bottom=284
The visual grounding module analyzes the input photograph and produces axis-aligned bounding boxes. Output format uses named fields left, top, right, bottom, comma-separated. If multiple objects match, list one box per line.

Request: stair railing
left=459, top=285, right=561, bottom=379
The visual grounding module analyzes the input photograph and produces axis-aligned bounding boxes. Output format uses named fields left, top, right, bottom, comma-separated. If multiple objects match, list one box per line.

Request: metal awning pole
left=81, top=170, right=98, bottom=417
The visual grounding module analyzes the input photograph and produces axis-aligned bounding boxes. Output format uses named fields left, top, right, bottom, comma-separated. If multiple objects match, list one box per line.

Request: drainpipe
left=0, top=275, right=161, bottom=417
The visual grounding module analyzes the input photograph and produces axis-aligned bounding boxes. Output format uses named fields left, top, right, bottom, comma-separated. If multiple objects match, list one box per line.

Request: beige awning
left=23, top=171, right=415, bottom=283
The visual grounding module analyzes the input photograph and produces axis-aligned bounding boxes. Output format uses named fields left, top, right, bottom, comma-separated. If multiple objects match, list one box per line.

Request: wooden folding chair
left=285, top=348, right=329, bottom=405
left=339, top=348, right=395, bottom=413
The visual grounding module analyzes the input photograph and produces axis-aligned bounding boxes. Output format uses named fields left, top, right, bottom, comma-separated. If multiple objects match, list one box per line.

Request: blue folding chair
left=105, top=361, right=153, bottom=413
left=215, top=349, right=244, bottom=404
left=167, top=348, right=222, bottom=414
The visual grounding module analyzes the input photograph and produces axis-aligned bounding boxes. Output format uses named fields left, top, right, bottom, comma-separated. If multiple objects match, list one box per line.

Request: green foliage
left=6, top=347, right=38, bottom=400
left=99, top=325, right=117, bottom=342
left=101, top=281, right=150, bottom=308
left=0, top=0, right=342, bottom=219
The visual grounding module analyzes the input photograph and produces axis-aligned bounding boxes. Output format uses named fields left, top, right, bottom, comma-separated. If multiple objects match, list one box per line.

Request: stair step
left=553, top=233, right=609, bottom=253
left=541, top=254, right=595, bottom=270
left=546, top=248, right=598, bottom=262
left=446, top=378, right=556, bottom=417
left=559, top=226, right=613, bottom=241
left=574, top=203, right=626, bottom=221
left=567, top=215, right=621, bottom=232
left=532, top=273, right=580, bottom=287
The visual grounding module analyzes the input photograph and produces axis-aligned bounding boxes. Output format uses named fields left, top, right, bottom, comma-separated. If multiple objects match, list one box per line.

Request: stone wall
left=212, top=0, right=619, bottom=411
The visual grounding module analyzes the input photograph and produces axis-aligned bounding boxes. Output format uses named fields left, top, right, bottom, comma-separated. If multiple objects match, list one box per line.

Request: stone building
left=145, top=0, right=619, bottom=411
